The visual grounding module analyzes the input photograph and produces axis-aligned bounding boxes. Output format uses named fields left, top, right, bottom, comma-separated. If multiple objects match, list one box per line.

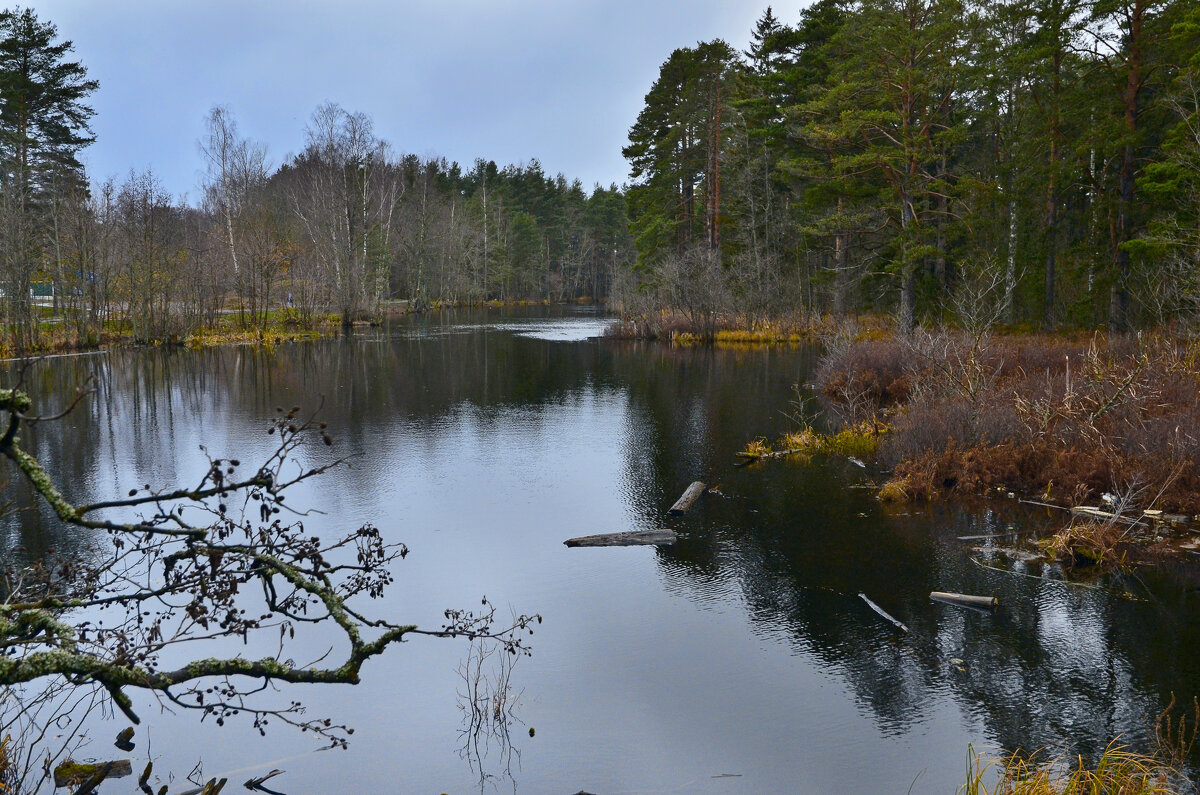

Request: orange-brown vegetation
left=604, top=311, right=869, bottom=344
left=817, top=329, right=1200, bottom=515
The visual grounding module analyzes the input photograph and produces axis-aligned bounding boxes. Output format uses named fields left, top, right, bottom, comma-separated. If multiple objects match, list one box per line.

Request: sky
left=27, top=0, right=785, bottom=203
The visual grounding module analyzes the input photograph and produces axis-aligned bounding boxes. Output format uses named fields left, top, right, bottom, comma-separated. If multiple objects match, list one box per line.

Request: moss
left=10, top=444, right=78, bottom=525
left=54, top=759, right=99, bottom=784
left=11, top=445, right=79, bottom=522
left=0, top=389, right=32, bottom=413
left=52, top=758, right=132, bottom=787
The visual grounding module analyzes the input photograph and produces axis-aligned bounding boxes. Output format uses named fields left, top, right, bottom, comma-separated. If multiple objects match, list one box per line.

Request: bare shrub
left=816, top=332, right=910, bottom=424
left=654, top=246, right=733, bottom=341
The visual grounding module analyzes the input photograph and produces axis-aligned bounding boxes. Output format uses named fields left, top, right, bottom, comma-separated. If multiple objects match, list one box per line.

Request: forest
left=621, top=0, right=1200, bottom=336
left=0, top=8, right=634, bottom=355
left=9, top=1, right=1198, bottom=355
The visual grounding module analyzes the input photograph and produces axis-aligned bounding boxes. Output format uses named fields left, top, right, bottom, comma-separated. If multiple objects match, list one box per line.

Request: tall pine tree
left=0, top=7, right=97, bottom=349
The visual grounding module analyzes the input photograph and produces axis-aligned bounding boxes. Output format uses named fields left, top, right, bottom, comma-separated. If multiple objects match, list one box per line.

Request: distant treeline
left=620, top=1, right=1200, bottom=333
left=0, top=7, right=634, bottom=352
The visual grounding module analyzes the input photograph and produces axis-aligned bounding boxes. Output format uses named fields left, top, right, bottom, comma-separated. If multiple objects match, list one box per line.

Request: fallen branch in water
left=859, top=593, right=909, bottom=633
left=969, top=557, right=1103, bottom=589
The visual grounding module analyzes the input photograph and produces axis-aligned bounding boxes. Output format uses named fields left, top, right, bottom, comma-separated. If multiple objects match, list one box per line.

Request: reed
left=959, top=741, right=1183, bottom=795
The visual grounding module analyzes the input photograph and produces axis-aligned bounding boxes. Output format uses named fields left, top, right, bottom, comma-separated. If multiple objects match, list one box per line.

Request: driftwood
left=564, top=530, right=677, bottom=547
left=930, top=591, right=998, bottom=611
left=668, top=481, right=706, bottom=515
left=859, top=593, right=909, bottom=633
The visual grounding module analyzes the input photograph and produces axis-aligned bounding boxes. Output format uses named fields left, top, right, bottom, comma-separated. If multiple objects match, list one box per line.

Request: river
left=3, top=306, right=1199, bottom=793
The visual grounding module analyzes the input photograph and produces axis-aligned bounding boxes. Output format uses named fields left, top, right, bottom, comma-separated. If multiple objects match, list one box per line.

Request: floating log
left=859, top=593, right=909, bottom=633
left=668, top=481, right=706, bottom=515
left=1070, top=506, right=1147, bottom=526
left=930, top=591, right=998, bottom=611
left=564, top=530, right=677, bottom=547
left=53, top=759, right=132, bottom=788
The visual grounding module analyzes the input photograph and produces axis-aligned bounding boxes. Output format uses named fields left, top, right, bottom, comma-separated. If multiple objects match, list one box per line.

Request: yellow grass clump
left=959, top=742, right=1182, bottom=795
left=739, top=420, right=885, bottom=461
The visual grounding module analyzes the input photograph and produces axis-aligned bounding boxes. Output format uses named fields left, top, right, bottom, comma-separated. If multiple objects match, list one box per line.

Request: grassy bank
left=0, top=309, right=351, bottom=358
left=604, top=310, right=853, bottom=346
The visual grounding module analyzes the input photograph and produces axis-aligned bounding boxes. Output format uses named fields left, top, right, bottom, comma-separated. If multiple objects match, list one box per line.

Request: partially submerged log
left=53, top=759, right=132, bottom=788
left=736, top=448, right=804, bottom=462
left=1070, top=506, right=1147, bottom=526
left=564, top=530, right=677, bottom=547
left=930, top=591, right=998, bottom=611
left=970, top=546, right=1043, bottom=563
left=859, top=593, right=909, bottom=633
left=246, top=769, right=287, bottom=791
left=668, top=481, right=706, bottom=515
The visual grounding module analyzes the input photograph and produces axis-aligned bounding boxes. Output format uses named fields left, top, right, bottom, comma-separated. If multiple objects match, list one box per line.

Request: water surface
left=4, top=306, right=1199, bottom=793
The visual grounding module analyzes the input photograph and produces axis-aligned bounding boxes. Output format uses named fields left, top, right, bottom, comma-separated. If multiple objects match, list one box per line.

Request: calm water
left=4, top=306, right=1200, bottom=793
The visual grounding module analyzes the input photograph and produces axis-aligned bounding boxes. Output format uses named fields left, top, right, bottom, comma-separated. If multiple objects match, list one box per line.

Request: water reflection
left=1, top=306, right=1198, bottom=792
left=457, top=636, right=526, bottom=792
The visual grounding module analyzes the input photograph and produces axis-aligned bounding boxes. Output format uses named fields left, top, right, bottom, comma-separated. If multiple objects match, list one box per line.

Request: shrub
left=816, top=330, right=1200, bottom=514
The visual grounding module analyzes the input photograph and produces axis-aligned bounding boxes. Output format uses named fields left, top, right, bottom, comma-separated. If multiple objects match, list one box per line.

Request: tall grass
left=960, top=742, right=1184, bottom=795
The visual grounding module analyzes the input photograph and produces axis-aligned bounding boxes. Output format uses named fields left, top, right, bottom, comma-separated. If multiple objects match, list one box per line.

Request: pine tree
left=798, top=0, right=965, bottom=331
left=0, top=7, right=97, bottom=349
left=623, top=41, right=738, bottom=266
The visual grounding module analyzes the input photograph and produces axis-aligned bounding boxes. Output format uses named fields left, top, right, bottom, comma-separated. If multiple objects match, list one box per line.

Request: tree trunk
left=1110, top=0, right=1145, bottom=332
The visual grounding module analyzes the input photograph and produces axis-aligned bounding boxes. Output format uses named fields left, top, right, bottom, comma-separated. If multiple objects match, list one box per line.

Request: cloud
left=33, top=0, right=775, bottom=198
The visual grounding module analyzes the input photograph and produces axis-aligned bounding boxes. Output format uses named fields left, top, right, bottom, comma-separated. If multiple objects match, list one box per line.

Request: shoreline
left=714, top=319, right=1200, bottom=571
left=1, top=298, right=608, bottom=358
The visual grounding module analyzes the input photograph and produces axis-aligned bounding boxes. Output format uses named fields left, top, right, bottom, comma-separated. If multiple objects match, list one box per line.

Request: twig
left=969, top=557, right=1103, bottom=590
left=957, top=528, right=1042, bottom=541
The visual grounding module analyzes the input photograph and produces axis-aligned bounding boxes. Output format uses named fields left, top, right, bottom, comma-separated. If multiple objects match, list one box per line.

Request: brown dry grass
left=818, top=330, right=1200, bottom=514
left=960, top=741, right=1182, bottom=794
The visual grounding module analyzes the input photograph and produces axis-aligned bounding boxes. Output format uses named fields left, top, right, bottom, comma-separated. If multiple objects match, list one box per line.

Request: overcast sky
left=27, top=0, right=787, bottom=203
